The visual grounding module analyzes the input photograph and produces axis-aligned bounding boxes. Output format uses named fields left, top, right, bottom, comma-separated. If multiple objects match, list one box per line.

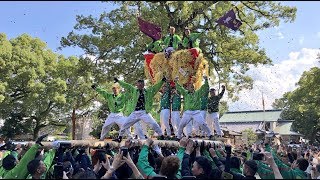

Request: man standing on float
left=113, top=77, right=166, bottom=142
left=171, top=86, right=192, bottom=137
left=207, top=85, right=226, bottom=137
left=159, top=81, right=172, bottom=137
left=91, top=84, right=137, bottom=140
left=174, top=76, right=213, bottom=140
left=163, top=26, right=181, bottom=59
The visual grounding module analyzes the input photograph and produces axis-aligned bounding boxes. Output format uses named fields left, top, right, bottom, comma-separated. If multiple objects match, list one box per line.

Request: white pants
left=171, top=111, right=191, bottom=136
left=193, top=110, right=207, bottom=136
left=207, top=112, right=224, bottom=136
left=119, top=110, right=163, bottom=137
left=100, top=113, right=133, bottom=140
left=132, top=121, right=147, bottom=139
left=177, top=110, right=212, bottom=139
left=160, top=109, right=172, bottom=136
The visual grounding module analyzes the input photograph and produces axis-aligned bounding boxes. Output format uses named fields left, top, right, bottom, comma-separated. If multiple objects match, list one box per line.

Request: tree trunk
left=33, top=126, right=40, bottom=141
left=72, top=108, right=76, bottom=140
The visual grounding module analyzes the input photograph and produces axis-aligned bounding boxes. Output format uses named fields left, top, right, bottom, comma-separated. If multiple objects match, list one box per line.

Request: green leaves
left=60, top=1, right=296, bottom=101
left=273, top=67, right=320, bottom=143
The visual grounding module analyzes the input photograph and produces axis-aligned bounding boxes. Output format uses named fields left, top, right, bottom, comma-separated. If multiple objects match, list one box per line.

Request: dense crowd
left=0, top=134, right=319, bottom=179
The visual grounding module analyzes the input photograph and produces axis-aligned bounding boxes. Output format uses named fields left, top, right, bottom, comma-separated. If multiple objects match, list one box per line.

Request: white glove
left=153, top=145, right=162, bottom=155
left=52, top=141, right=60, bottom=149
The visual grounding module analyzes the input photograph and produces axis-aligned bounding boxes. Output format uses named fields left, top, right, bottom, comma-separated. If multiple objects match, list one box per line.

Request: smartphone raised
left=121, top=147, right=128, bottom=157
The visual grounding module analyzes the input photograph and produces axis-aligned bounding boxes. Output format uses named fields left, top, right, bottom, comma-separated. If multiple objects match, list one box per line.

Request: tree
left=273, top=67, right=320, bottom=143
left=0, top=33, right=69, bottom=140
left=242, top=128, right=258, bottom=145
left=60, top=1, right=296, bottom=101
left=57, top=56, right=105, bottom=140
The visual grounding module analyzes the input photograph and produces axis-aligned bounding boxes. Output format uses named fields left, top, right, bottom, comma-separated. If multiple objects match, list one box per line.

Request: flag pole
left=262, top=92, right=265, bottom=112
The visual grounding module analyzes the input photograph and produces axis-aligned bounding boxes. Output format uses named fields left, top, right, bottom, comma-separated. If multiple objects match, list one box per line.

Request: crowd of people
left=0, top=134, right=319, bottom=179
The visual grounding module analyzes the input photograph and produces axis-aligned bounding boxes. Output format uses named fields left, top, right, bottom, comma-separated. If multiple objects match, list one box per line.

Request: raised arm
left=255, top=160, right=276, bottom=179
left=147, top=78, right=165, bottom=98
left=265, top=143, right=292, bottom=179
left=196, top=77, right=209, bottom=96
left=136, top=139, right=157, bottom=178
left=95, top=87, right=112, bottom=100
left=43, top=149, right=56, bottom=175
left=4, top=144, right=41, bottom=179
left=174, top=80, right=188, bottom=97
left=117, top=79, right=136, bottom=93
left=218, top=85, right=225, bottom=99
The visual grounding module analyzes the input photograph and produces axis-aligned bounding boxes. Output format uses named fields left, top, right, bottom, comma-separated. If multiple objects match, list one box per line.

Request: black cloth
left=181, top=153, right=210, bottom=179
left=113, top=94, right=118, bottom=107
left=181, top=153, right=192, bottom=177
left=135, top=89, right=145, bottom=111
left=188, top=37, right=193, bottom=48
left=169, top=35, right=173, bottom=47
left=207, top=88, right=225, bottom=113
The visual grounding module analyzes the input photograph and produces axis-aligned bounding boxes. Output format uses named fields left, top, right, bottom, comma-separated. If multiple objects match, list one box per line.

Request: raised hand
left=179, top=137, right=188, bottom=148
left=209, top=148, right=217, bottom=158
left=144, top=138, right=154, bottom=147
left=36, top=134, right=48, bottom=146
left=185, top=139, right=195, bottom=155
left=111, top=151, right=125, bottom=170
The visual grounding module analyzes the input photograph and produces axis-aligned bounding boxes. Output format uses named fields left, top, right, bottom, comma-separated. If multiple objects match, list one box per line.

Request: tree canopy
left=60, top=1, right=296, bottom=100
left=0, top=33, right=105, bottom=140
left=273, top=67, right=320, bottom=143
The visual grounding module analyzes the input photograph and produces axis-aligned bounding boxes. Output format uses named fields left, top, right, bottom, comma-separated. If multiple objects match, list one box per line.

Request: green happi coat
left=182, top=33, right=201, bottom=49
left=171, top=92, right=182, bottom=111
left=146, top=39, right=165, bottom=53
left=95, top=87, right=125, bottom=113
left=118, top=79, right=164, bottom=114
left=175, top=79, right=209, bottom=111
left=4, top=144, right=41, bottom=179
left=160, top=82, right=171, bottom=110
left=164, top=34, right=182, bottom=50
left=256, top=144, right=307, bottom=179
left=137, top=145, right=185, bottom=179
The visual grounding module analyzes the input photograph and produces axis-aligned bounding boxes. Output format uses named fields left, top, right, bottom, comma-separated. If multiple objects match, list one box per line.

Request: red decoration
left=144, top=53, right=155, bottom=81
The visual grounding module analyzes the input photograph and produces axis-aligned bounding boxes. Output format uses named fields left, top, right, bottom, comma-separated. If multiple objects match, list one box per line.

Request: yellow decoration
left=144, top=49, right=210, bottom=90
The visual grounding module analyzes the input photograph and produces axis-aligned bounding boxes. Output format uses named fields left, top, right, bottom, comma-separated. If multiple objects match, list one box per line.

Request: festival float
left=144, top=49, right=209, bottom=89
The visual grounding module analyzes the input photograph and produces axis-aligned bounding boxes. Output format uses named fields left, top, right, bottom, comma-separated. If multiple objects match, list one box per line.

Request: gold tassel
left=144, top=49, right=211, bottom=89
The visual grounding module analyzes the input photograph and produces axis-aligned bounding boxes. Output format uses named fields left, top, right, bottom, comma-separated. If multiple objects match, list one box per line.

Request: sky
left=0, top=1, right=319, bottom=111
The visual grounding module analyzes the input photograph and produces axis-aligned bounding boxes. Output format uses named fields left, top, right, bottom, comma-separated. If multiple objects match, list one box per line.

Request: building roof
left=221, top=123, right=261, bottom=133
left=273, top=122, right=303, bottom=136
left=221, top=127, right=242, bottom=136
left=220, top=109, right=282, bottom=123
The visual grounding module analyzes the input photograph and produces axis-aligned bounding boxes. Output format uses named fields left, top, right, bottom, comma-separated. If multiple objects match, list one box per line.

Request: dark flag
left=137, top=17, right=162, bottom=40
left=216, top=9, right=242, bottom=31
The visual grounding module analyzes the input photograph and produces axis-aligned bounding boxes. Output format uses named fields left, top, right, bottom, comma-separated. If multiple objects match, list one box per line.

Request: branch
left=40, top=101, right=54, bottom=117
left=201, top=12, right=218, bottom=31
left=233, top=5, right=255, bottom=31
left=162, top=3, right=174, bottom=26
left=241, top=1, right=272, bottom=17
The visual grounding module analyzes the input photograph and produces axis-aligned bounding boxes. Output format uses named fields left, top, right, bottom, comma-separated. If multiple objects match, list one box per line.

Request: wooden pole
left=13, top=139, right=226, bottom=149
left=72, top=108, right=76, bottom=140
